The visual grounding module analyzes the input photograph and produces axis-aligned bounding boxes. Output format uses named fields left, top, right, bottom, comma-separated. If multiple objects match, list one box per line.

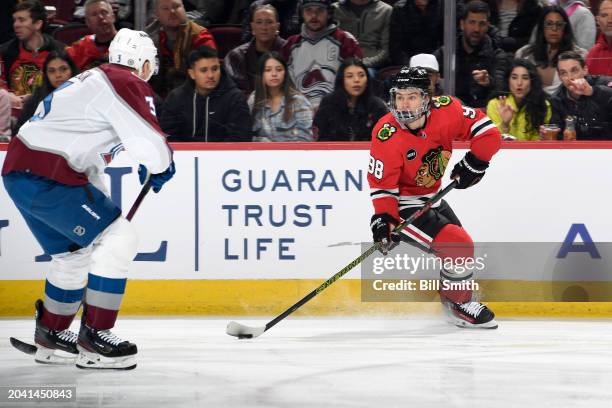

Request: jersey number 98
left=368, top=156, right=384, bottom=179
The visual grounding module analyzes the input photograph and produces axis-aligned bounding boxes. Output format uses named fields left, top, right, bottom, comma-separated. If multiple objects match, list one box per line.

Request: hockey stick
left=126, top=179, right=152, bottom=221
left=9, top=180, right=152, bottom=358
left=226, top=180, right=459, bottom=339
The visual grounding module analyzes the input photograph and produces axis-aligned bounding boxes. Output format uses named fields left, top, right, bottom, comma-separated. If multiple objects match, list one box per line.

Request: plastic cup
left=541, top=124, right=561, bottom=141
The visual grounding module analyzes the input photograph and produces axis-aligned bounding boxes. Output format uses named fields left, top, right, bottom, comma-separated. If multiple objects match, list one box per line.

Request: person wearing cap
left=409, top=53, right=443, bottom=96
left=281, top=0, right=363, bottom=110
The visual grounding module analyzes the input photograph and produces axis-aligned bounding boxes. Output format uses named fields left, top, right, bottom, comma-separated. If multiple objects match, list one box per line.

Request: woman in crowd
left=248, top=51, right=313, bottom=142
left=514, top=5, right=586, bottom=95
left=14, top=50, right=78, bottom=133
left=314, top=58, right=388, bottom=141
left=486, top=59, right=551, bottom=140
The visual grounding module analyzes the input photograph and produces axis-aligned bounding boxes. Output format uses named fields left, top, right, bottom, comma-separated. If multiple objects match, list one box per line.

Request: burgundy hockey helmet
left=389, top=66, right=432, bottom=127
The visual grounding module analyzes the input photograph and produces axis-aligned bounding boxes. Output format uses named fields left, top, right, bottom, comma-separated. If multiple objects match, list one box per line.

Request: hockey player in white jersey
left=2, top=29, right=175, bottom=370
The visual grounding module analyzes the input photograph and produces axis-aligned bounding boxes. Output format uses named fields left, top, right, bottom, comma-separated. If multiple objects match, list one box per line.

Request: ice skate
left=33, top=299, right=78, bottom=364
left=77, top=319, right=137, bottom=370
left=442, top=298, right=498, bottom=329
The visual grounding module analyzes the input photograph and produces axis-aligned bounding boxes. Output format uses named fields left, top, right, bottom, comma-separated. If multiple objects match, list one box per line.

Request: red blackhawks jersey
left=368, top=96, right=501, bottom=221
left=67, top=35, right=111, bottom=71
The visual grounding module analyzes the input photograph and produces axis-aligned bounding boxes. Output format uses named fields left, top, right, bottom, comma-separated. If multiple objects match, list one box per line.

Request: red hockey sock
left=432, top=224, right=474, bottom=304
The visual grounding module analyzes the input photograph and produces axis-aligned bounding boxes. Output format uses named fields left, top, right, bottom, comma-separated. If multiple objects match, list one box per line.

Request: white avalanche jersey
left=2, top=64, right=172, bottom=192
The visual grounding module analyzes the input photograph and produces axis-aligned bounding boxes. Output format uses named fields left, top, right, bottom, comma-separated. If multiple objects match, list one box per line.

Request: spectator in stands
left=332, top=0, right=393, bottom=73
left=314, top=57, right=387, bottom=141
left=433, top=0, right=507, bottom=108
left=389, top=0, right=444, bottom=66
left=282, top=0, right=362, bottom=110
left=241, top=1, right=300, bottom=42
left=409, top=53, right=443, bottom=96
left=0, top=89, right=11, bottom=142
left=559, top=0, right=596, bottom=50
left=0, top=0, right=65, bottom=108
left=146, top=0, right=217, bottom=97
left=110, top=0, right=133, bottom=26
left=14, top=50, right=79, bottom=134
left=225, top=4, right=287, bottom=96
left=548, top=51, right=612, bottom=140
left=483, top=0, right=541, bottom=53
left=515, top=6, right=587, bottom=95
left=586, top=0, right=612, bottom=75
left=249, top=52, right=313, bottom=141
left=486, top=59, right=551, bottom=140
left=67, top=0, right=117, bottom=71
left=160, top=46, right=252, bottom=141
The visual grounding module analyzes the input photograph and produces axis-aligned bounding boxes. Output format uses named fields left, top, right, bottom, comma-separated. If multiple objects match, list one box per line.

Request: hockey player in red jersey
left=368, top=67, right=501, bottom=329
left=2, top=29, right=174, bottom=369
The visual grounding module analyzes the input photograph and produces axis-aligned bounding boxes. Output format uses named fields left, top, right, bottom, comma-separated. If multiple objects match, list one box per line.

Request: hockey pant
left=398, top=200, right=474, bottom=304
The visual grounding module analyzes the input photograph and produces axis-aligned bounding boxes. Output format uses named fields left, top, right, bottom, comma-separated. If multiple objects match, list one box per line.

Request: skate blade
left=450, top=317, right=499, bottom=330
left=34, top=345, right=77, bottom=365
left=76, top=346, right=137, bottom=370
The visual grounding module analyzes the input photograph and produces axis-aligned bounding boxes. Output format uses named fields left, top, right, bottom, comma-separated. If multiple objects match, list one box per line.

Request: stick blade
left=226, top=321, right=265, bottom=339
left=10, top=337, right=37, bottom=355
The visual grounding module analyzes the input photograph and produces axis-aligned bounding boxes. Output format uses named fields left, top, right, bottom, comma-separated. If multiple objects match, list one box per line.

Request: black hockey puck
left=238, top=334, right=252, bottom=339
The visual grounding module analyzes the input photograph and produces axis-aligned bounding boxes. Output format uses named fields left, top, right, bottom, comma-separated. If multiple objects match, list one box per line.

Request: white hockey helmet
left=109, top=28, right=159, bottom=81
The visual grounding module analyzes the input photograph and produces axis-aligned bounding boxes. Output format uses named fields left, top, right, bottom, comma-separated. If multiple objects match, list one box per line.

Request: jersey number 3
left=368, top=156, right=384, bottom=179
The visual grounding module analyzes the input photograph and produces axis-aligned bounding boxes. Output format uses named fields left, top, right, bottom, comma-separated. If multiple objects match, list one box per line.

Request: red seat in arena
left=207, top=25, right=244, bottom=60
left=53, top=23, right=93, bottom=46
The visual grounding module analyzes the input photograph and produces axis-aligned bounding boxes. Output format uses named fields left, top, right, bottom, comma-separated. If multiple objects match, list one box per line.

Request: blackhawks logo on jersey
left=376, top=123, right=397, bottom=142
left=414, top=146, right=451, bottom=188
left=431, top=95, right=452, bottom=109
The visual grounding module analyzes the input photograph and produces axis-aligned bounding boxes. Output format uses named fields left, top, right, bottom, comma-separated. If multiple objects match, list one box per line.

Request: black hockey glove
left=450, top=151, right=489, bottom=189
left=370, top=213, right=401, bottom=255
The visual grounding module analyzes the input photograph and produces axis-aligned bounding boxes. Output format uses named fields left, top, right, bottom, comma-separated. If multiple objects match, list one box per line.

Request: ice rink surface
left=1, top=317, right=612, bottom=408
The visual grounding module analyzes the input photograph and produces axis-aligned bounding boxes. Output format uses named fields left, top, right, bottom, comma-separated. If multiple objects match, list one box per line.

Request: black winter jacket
left=160, top=74, right=253, bottom=142
left=314, top=92, right=388, bottom=141
left=550, top=75, right=612, bottom=140
left=389, top=0, right=445, bottom=66
left=433, top=34, right=507, bottom=108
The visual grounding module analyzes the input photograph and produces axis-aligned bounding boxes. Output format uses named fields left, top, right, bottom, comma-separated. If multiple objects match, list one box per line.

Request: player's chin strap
left=226, top=180, right=459, bottom=339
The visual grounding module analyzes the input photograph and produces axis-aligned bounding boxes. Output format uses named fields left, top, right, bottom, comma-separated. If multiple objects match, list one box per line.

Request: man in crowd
left=550, top=51, right=612, bottom=140
left=586, top=0, right=612, bottom=75
left=146, top=0, right=217, bottom=97
left=225, top=4, right=287, bottom=95
left=282, top=0, right=362, bottom=109
left=161, top=46, right=252, bottom=141
left=0, top=0, right=65, bottom=108
left=433, top=0, right=506, bottom=108
left=67, top=0, right=118, bottom=71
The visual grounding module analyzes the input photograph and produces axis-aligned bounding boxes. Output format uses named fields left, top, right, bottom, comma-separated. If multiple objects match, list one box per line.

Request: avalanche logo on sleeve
left=376, top=123, right=397, bottom=142
left=100, top=143, right=125, bottom=165
left=414, top=146, right=451, bottom=188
